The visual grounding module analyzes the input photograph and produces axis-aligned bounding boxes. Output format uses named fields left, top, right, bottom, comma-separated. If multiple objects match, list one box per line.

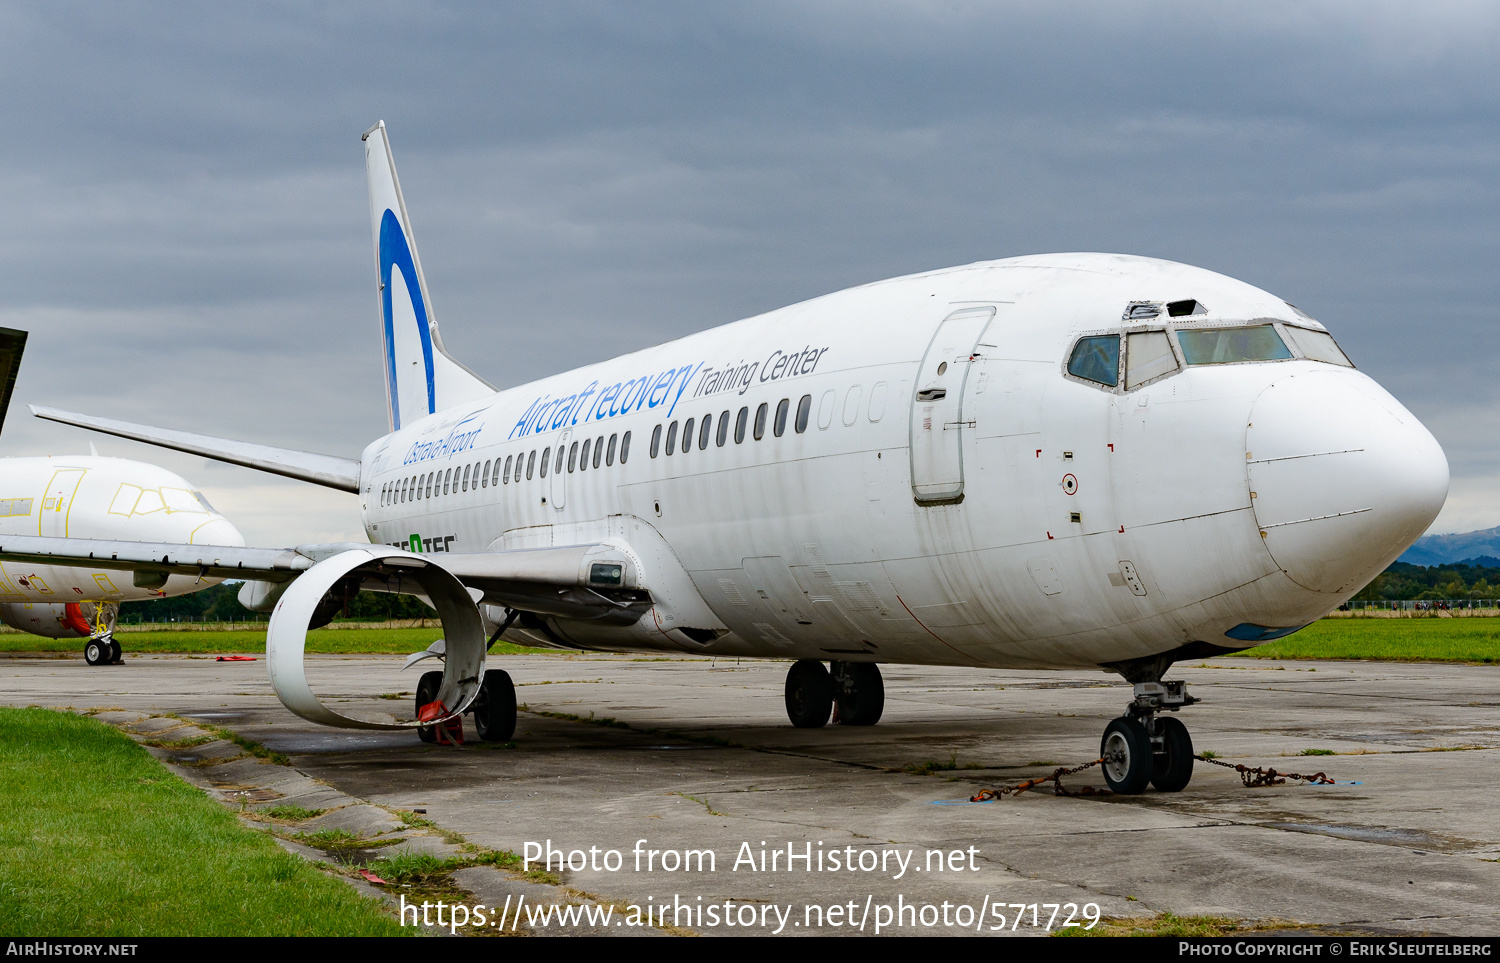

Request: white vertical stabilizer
left=363, top=120, right=494, bottom=432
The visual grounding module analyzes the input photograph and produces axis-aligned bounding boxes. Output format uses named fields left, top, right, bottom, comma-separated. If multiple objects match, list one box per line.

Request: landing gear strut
left=1099, top=679, right=1195, bottom=794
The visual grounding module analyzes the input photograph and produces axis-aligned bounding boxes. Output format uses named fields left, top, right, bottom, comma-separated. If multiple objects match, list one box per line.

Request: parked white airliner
left=12, top=121, right=1447, bottom=793
left=0, top=326, right=246, bottom=662
left=0, top=455, right=245, bottom=662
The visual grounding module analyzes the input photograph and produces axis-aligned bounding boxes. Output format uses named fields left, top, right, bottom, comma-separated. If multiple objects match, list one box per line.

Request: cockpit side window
left=1177, top=325, right=1292, bottom=365
left=1284, top=327, right=1354, bottom=367
left=1125, top=330, right=1179, bottom=389
left=1067, top=335, right=1120, bottom=387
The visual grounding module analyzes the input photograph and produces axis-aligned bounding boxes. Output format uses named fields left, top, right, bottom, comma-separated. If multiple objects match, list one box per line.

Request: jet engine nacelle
left=265, top=546, right=486, bottom=730
left=0, top=600, right=117, bottom=639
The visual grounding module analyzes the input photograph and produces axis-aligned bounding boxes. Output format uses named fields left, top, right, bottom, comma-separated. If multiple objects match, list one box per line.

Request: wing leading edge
left=29, top=406, right=361, bottom=493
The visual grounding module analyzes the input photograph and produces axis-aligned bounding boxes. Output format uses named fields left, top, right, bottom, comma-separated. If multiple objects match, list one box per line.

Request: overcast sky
left=1, top=2, right=1497, bottom=545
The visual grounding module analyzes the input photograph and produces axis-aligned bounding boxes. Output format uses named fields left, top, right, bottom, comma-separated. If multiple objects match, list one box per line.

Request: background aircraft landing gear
left=470, top=668, right=516, bottom=742
left=1099, top=679, right=1195, bottom=794
left=84, top=636, right=111, bottom=666
left=784, top=659, right=833, bottom=728
left=830, top=661, right=884, bottom=726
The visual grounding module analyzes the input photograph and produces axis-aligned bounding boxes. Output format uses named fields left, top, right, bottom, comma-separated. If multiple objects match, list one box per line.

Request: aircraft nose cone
left=1247, top=370, right=1448, bottom=594
left=190, top=515, right=248, bottom=548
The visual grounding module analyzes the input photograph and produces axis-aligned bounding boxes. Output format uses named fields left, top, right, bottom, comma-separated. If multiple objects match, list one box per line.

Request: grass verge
left=1243, top=618, right=1500, bottom=663
left=0, top=706, right=406, bottom=936
left=1057, top=912, right=1296, bottom=937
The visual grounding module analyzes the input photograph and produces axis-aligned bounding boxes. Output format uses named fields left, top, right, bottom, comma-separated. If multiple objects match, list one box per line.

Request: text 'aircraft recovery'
left=19, top=121, right=1447, bottom=793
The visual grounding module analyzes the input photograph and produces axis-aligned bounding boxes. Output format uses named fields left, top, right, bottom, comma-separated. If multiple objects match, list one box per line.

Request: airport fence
left=1330, top=600, right=1500, bottom=617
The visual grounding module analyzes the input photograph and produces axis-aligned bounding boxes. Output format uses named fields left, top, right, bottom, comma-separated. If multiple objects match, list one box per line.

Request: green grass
left=1244, top=617, right=1500, bottom=663
left=1057, top=912, right=1254, bottom=937
left=0, top=626, right=558, bottom=656
left=0, top=707, right=406, bottom=936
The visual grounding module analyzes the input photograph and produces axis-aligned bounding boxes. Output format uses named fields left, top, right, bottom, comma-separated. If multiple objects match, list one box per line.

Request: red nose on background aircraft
left=12, top=121, right=1447, bottom=794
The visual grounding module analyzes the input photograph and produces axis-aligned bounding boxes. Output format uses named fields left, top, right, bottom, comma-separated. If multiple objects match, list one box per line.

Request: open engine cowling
left=265, top=546, right=486, bottom=730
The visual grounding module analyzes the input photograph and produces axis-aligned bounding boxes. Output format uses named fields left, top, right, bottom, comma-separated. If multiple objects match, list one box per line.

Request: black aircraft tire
left=1150, top=716, right=1194, bottom=792
left=832, top=662, right=885, bottom=726
left=784, top=659, right=833, bottom=728
left=84, top=639, right=109, bottom=666
left=415, top=670, right=443, bottom=744
left=473, top=669, right=517, bottom=742
left=1100, top=716, right=1152, bottom=795
left=108, top=640, right=122, bottom=663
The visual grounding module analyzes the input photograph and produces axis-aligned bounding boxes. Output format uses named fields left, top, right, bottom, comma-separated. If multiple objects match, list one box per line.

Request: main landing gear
left=415, top=668, right=516, bottom=744
left=783, top=660, right=884, bottom=728
left=1099, top=680, right=1196, bottom=795
left=83, top=634, right=121, bottom=666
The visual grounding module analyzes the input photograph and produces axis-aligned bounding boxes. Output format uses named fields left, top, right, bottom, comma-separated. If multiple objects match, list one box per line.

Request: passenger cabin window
left=735, top=407, right=749, bottom=443
left=754, top=403, right=768, bottom=440
left=1068, top=335, right=1120, bottom=387
left=795, top=394, right=812, bottom=433
left=682, top=418, right=694, bottom=453
left=717, top=411, right=730, bottom=446
left=1285, top=327, right=1354, bottom=367
left=620, top=430, right=631, bottom=463
left=1125, top=330, right=1178, bottom=389
left=666, top=421, right=678, bottom=455
left=606, top=434, right=618, bottom=465
left=774, top=399, right=789, bottom=437
left=1177, top=325, right=1292, bottom=366
left=698, top=414, right=711, bottom=450
left=593, top=435, right=604, bottom=468
left=651, top=424, right=662, bottom=458
left=503, top=455, right=513, bottom=484
left=569, top=441, right=580, bottom=472
left=554, top=447, right=566, bottom=475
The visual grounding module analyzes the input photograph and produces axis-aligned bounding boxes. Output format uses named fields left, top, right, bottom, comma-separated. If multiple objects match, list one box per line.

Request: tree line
left=119, top=582, right=437, bottom=623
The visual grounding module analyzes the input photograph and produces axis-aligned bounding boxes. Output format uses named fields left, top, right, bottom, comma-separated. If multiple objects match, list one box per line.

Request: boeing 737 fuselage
left=20, top=122, right=1448, bottom=794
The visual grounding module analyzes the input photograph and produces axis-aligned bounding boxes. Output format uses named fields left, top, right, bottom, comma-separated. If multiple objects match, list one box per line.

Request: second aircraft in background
left=0, top=328, right=245, bottom=663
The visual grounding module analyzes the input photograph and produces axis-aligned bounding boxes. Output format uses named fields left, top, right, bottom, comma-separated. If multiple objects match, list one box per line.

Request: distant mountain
left=1399, top=527, right=1500, bottom=566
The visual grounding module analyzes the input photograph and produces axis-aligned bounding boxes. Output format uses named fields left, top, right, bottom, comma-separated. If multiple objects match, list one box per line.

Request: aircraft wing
left=0, top=536, right=651, bottom=622
left=0, top=533, right=317, bottom=582
left=29, top=405, right=361, bottom=493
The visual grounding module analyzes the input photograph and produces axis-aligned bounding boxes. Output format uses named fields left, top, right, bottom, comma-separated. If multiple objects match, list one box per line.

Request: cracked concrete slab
left=303, top=804, right=404, bottom=836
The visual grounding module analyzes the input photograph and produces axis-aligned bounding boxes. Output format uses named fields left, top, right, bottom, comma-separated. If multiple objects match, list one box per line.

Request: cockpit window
left=1284, top=327, right=1354, bottom=367
left=1125, top=330, right=1178, bottom=389
left=1067, top=336, right=1120, bottom=387
left=1177, top=325, right=1292, bottom=366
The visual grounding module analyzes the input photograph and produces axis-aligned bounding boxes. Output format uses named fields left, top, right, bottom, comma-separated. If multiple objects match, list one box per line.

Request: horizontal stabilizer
left=30, top=406, right=361, bottom=493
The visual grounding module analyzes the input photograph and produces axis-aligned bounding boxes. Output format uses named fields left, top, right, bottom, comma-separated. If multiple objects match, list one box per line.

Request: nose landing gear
left=83, top=634, right=120, bottom=666
left=1100, top=680, right=1195, bottom=795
